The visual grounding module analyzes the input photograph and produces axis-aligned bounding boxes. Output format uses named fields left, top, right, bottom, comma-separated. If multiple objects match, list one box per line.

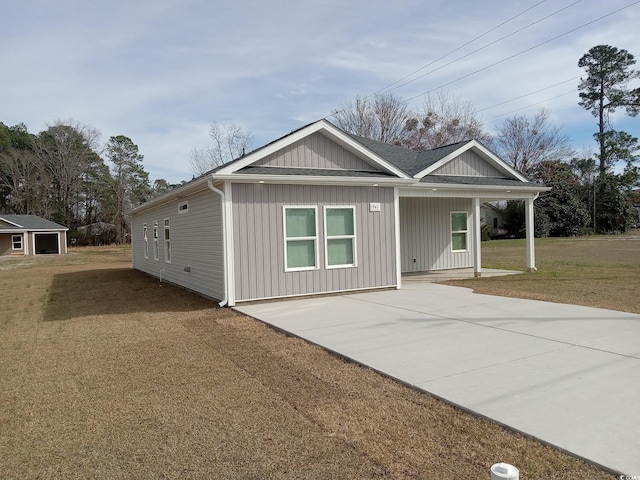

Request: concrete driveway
left=235, top=282, right=640, bottom=475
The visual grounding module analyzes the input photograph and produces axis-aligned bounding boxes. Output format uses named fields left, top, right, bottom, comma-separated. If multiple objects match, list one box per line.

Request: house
left=481, top=202, right=507, bottom=238
left=131, top=119, right=548, bottom=306
left=76, top=222, right=117, bottom=245
left=0, top=215, right=68, bottom=256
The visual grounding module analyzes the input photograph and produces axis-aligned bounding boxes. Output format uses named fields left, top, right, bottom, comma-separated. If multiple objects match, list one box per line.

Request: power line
left=381, top=0, right=584, bottom=96
left=404, top=1, right=640, bottom=103
left=477, top=76, right=581, bottom=113
left=486, top=89, right=578, bottom=121
left=374, top=0, right=549, bottom=96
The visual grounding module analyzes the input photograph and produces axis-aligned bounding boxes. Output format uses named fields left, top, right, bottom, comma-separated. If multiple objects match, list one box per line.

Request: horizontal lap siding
left=232, top=183, right=396, bottom=301
left=131, top=189, right=224, bottom=301
left=253, top=132, right=376, bottom=171
left=400, top=197, right=473, bottom=272
left=432, top=151, right=503, bottom=177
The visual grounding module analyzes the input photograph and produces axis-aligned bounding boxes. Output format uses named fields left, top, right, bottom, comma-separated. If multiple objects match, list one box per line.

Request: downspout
left=207, top=179, right=229, bottom=307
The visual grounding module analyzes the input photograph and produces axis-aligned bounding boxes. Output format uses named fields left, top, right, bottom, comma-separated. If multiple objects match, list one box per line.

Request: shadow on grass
left=44, top=268, right=216, bottom=321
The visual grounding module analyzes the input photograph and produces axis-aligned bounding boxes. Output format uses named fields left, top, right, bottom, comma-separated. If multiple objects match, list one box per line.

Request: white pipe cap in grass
left=490, top=462, right=519, bottom=480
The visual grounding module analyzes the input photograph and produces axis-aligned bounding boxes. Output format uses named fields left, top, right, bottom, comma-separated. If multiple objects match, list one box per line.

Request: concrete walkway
left=235, top=282, right=640, bottom=475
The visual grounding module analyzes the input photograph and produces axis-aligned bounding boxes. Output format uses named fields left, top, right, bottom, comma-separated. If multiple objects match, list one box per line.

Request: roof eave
left=210, top=173, right=414, bottom=186
left=131, top=176, right=211, bottom=215
left=415, top=182, right=551, bottom=192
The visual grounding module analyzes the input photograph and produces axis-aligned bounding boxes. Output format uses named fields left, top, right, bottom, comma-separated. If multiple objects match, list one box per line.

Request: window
left=153, top=221, right=159, bottom=261
left=451, top=212, right=468, bottom=252
left=284, top=207, right=317, bottom=271
left=143, top=224, right=148, bottom=259
left=493, top=217, right=498, bottom=230
left=164, top=218, right=171, bottom=263
left=324, top=206, right=356, bottom=268
left=178, top=201, right=188, bottom=214
left=12, top=235, right=23, bottom=250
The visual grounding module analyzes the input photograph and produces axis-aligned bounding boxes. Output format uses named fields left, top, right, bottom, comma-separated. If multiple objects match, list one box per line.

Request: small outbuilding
left=131, top=119, right=549, bottom=306
left=0, top=215, right=68, bottom=256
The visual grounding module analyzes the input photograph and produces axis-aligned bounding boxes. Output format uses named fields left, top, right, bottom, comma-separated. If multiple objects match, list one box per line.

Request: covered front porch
left=397, top=188, right=540, bottom=281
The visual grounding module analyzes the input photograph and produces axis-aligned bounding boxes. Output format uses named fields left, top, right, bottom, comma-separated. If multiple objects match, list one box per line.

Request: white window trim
left=11, top=234, right=23, bottom=250
left=153, top=221, right=159, bottom=261
left=164, top=218, right=171, bottom=264
left=178, top=201, right=188, bottom=215
left=143, top=224, right=148, bottom=259
left=324, top=205, right=357, bottom=269
left=451, top=211, right=469, bottom=253
left=283, top=205, right=318, bottom=272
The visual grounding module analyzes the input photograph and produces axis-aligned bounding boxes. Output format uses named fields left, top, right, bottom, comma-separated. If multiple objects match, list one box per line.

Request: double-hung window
left=451, top=212, right=468, bottom=252
left=12, top=235, right=23, bottom=250
left=325, top=206, right=356, bottom=268
left=153, top=221, right=159, bottom=261
left=164, top=219, right=171, bottom=263
left=143, top=224, right=148, bottom=259
left=284, top=207, right=317, bottom=271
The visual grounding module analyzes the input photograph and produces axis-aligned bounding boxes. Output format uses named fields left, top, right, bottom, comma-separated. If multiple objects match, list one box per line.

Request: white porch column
left=472, top=197, right=482, bottom=277
left=525, top=197, right=537, bottom=272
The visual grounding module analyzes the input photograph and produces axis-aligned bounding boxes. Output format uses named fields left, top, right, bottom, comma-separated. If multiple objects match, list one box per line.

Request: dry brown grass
left=447, top=233, right=640, bottom=314
left=0, top=246, right=615, bottom=479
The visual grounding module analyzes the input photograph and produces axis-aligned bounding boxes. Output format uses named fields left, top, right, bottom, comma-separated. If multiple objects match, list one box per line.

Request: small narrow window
left=143, top=224, right=148, bottom=259
left=164, top=218, right=171, bottom=263
left=153, top=221, right=159, bottom=261
left=451, top=212, right=468, bottom=252
left=284, top=206, right=317, bottom=271
left=493, top=217, right=498, bottom=230
left=325, top=206, right=356, bottom=268
left=178, top=201, right=188, bottom=214
left=12, top=235, right=23, bottom=250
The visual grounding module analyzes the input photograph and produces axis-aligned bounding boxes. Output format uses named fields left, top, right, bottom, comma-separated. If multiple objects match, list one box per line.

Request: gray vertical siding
left=432, top=150, right=503, bottom=177
left=253, top=132, right=377, bottom=171
left=131, top=188, right=225, bottom=301
left=232, top=183, right=397, bottom=302
left=400, top=197, right=474, bottom=272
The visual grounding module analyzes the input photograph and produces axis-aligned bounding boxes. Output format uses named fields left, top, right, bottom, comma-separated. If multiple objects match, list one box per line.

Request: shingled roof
left=350, top=135, right=469, bottom=177
left=0, top=215, right=67, bottom=230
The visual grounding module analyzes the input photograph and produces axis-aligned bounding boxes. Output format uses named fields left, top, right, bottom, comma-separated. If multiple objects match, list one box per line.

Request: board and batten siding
left=252, top=132, right=377, bottom=171
left=131, top=188, right=224, bottom=301
left=400, top=197, right=474, bottom=272
left=431, top=150, right=503, bottom=177
left=232, top=183, right=397, bottom=302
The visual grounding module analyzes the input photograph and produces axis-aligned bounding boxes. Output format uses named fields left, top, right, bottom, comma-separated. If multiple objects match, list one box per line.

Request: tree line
left=328, top=44, right=640, bottom=236
left=2, top=44, right=638, bottom=245
left=0, top=120, right=178, bottom=244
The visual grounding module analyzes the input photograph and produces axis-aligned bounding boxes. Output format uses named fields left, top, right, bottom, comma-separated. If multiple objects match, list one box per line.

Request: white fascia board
left=0, top=228, right=27, bottom=234
left=210, top=173, right=415, bottom=187
left=413, top=140, right=529, bottom=183
left=131, top=177, right=210, bottom=215
left=416, top=181, right=550, bottom=192
left=0, top=217, right=24, bottom=228
left=215, top=119, right=411, bottom=179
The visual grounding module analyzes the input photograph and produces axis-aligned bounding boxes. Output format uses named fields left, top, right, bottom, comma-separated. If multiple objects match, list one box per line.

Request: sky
left=2, top=0, right=639, bottom=183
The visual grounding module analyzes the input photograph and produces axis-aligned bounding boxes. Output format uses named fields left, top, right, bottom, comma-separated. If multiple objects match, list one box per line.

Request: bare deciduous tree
left=331, top=93, right=411, bottom=144
left=492, top=108, right=575, bottom=178
left=189, top=123, right=254, bottom=176
left=403, top=91, right=490, bottom=150
left=33, top=119, right=102, bottom=226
